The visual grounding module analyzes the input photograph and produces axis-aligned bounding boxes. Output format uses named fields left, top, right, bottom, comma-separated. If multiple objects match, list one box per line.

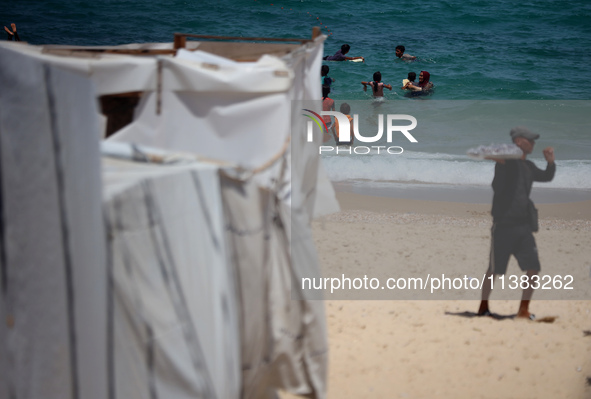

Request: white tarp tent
left=0, top=33, right=337, bottom=399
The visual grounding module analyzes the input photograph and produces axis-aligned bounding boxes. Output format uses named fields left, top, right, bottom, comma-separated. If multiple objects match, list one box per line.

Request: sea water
left=5, top=0, right=591, bottom=201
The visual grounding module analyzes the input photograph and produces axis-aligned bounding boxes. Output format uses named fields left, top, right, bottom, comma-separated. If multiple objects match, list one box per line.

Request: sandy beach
left=289, top=189, right=591, bottom=398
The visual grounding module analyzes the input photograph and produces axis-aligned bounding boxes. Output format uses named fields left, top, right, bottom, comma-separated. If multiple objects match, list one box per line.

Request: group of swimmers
left=320, top=43, right=434, bottom=145
left=401, top=71, right=433, bottom=92
left=323, top=43, right=416, bottom=62
left=362, top=70, right=433, bottom=97
left=322, top=43, right=434, bottom=99
left=360, top=69, right=434, bottom=97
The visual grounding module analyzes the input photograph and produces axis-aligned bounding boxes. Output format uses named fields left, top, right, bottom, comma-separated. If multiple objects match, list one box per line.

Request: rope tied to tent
left=101, top=132, right=291, bottom=181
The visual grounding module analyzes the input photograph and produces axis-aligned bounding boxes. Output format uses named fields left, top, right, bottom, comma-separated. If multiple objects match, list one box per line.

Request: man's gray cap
left=510, top=126, right=540, bottom=141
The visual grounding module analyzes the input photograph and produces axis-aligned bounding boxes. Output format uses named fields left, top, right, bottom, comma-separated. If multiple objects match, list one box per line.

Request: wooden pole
left=312, top=26, right=321, bottom=40
left=173, top=33, right=186, bottom=50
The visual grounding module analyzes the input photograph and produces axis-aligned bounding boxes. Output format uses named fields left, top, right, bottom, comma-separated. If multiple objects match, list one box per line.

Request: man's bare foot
left=516, top=312, right=557, bottom=323
left=477, top=300, right=490, bottom=316
left=516, top=310, right=533, bottom=319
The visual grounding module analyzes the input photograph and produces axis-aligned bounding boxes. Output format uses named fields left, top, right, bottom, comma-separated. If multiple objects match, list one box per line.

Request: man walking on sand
left=478, top=126, right=555, bottom=319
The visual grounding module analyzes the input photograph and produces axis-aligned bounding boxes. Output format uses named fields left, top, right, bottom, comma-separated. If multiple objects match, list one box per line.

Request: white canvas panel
left=171, top=50, right=293, bottom=93
left=0, top=44, right=108, bottom=399
left=220, top=171, right=327, bottom=399
left=219, top=174, right=273, bottom=398
left=0, top=42, right=157, bottom=95
left=103, top=159, right=240, bottom=399
left=110, top=89, right=291, bottom=170
left=282, top=36, right=339, bottom=219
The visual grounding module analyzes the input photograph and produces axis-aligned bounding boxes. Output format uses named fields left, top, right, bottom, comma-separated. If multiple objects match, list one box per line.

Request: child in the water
left=321, top=65, right=334, bottom=88
left=322, top=85, right=335, bottom=142
left=361, top=71, right=392, bottom=97
left=402, top=71, right=421, bottom=91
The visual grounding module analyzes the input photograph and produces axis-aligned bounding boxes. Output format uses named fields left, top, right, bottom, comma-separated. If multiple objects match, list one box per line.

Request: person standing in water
left=333, top=103, right=354, bottom=146
left=4, top=23, right=21, bottom=41
left=417, top=71, right=434, bottom=91
left=322, top=85, right=335, bottom=142
left=321, top=65, right=334, bottom=88
left=402, top=72, right=421, bottom=91
left=361, top=71, right=392, bottom=97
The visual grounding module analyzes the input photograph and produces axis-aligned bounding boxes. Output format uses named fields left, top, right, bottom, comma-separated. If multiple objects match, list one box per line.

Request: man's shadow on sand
left=444, top=311, right=514, bottom=321
left=445, top=311, right=557, bottom=323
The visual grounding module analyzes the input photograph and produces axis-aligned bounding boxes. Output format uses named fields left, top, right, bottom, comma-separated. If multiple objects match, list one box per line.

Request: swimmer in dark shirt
left=323, top=44, right=364, bottom=62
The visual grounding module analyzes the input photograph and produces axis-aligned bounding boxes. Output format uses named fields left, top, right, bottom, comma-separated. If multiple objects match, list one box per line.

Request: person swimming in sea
left=361, top=71, right=392, bottom=97
left=323, top=44, right=364, bottom=62
left=395, top=45, right=416, bottom=61
left=417, top=71, right=434, bottom=91
left=402, top=72, right=421, bottom=91
left=404, top=71, right=435, bottom=97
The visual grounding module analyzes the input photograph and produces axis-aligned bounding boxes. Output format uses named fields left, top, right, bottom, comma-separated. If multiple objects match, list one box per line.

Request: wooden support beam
left=42, top=47, right=176, bottom=56
left=312, top=26, right=321, bottom=39
left=173, top=33, right=186, bottom=50
left=173, top=33, right=313, bottom=44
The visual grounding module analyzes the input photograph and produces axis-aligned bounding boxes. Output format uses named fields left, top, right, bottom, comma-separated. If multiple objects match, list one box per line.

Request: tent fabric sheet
left=281, top=37, right=339, bottom=219
left=103, top=158, right=241, bottom=399
left=103, top=156, right=328, bottom=399
left=220, top=173, right=328, bottom=399
left=108, top=51, right=293, bottom=171
left=0, top=44, right=108, bottom=399
left=0, top=42, right=159, bottom=95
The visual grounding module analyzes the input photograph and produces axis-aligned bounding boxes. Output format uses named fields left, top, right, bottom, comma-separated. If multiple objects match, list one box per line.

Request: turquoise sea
left=4, top=0, right=591, bottom=199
